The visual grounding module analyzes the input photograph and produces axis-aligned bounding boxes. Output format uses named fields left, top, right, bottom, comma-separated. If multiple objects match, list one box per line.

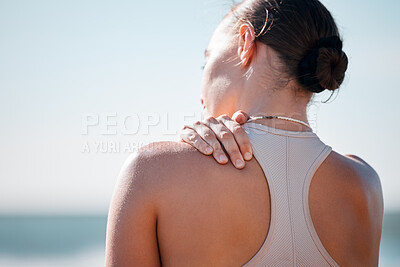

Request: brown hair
left=229, top=0, right=348, bottom=94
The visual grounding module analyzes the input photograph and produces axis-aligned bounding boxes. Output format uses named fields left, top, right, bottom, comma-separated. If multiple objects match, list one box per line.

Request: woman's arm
left=180, top=111, right=252, bottom=169
left=106, top=153, right=161, bottom=267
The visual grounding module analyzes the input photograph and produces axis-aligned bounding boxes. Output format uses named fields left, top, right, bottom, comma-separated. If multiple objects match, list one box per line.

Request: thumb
left=232, top=110, right=249, bottom=125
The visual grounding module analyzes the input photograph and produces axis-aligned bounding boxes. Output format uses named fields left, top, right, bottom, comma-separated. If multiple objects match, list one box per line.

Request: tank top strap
left=302, top=145, right=338, bottom=266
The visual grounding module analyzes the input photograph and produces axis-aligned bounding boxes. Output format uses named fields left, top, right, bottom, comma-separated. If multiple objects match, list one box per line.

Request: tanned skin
left=106, top=141, right=383, bottom=266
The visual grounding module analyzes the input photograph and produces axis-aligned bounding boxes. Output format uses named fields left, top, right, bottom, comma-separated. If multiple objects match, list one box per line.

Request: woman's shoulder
left=118, top=140, right=266, bottom=209
left=330, top=151, right=383, bottom=241
left=312, top=150, right=384, bottom=265
left=323, top=151, right=383, bottom=206
left=328, top=151, right=382, bottom=197
left=118, top=141, right=234, bottom=197
left=120, top=141, right=206, bottom=181
left=130, top=141, right=218, bottom=176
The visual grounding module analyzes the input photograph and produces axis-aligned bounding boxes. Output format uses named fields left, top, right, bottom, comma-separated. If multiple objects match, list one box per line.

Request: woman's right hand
left=180, top=111, right=252, bottom=169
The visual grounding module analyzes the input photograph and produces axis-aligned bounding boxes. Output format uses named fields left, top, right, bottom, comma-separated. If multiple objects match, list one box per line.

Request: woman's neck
left=235, top=83, right=312, bottom=132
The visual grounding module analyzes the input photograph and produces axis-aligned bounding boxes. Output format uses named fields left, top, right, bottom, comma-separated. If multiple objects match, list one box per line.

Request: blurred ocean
left=0, top=212, right=399, bottom=267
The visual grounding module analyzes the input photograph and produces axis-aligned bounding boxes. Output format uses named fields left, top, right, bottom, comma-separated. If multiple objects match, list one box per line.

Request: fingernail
left=219, top=154, right=228, bottom=163
left=244, top=152, right=252, bottom=161
left=235, top=159, right=245, bottom=168
left=205, top=147, right=213, bottom=154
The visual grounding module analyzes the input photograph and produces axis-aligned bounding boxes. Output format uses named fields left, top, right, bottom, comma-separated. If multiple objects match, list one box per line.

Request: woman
left=106, top=0, right=384, bottom=266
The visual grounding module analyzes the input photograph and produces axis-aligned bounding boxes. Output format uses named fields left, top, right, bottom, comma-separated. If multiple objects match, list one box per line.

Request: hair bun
left=298, top=36, right=348, bottom=93
left=316, top=47, right=348, bottom=90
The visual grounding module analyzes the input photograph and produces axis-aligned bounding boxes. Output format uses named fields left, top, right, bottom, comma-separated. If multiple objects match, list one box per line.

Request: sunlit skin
left=200, top=18, right=312, bottom=126
left=183, top=18, right=315, bottom=168
left=105, top=11, right=384, bottom=267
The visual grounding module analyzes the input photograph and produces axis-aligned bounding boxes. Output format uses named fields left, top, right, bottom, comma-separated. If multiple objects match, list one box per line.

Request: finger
left=204, top=116, right=245, bottom=169
left=180, top=126, right=213, bottom=155
left=217, top=115, right=253, bottom=161
left=191, top=122, right=229, bottom=164
left=180, top=124, right=228, bottom=164
left=232, top=110, right=250, bottom=124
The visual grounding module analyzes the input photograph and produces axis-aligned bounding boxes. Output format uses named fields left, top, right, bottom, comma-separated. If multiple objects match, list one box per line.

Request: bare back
left=106, top=129, right=384, bottom=266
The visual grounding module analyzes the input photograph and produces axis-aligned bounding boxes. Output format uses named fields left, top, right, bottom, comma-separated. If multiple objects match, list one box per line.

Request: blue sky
left=0, top=0, right=399, bottom=214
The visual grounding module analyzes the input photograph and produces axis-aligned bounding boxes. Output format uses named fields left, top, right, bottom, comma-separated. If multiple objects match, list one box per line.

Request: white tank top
left=241, top=122, right=339, bottom=267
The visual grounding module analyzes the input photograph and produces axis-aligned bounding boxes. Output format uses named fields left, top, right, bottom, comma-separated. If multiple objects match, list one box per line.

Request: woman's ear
left=237, top=23, right=256, bottom=67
